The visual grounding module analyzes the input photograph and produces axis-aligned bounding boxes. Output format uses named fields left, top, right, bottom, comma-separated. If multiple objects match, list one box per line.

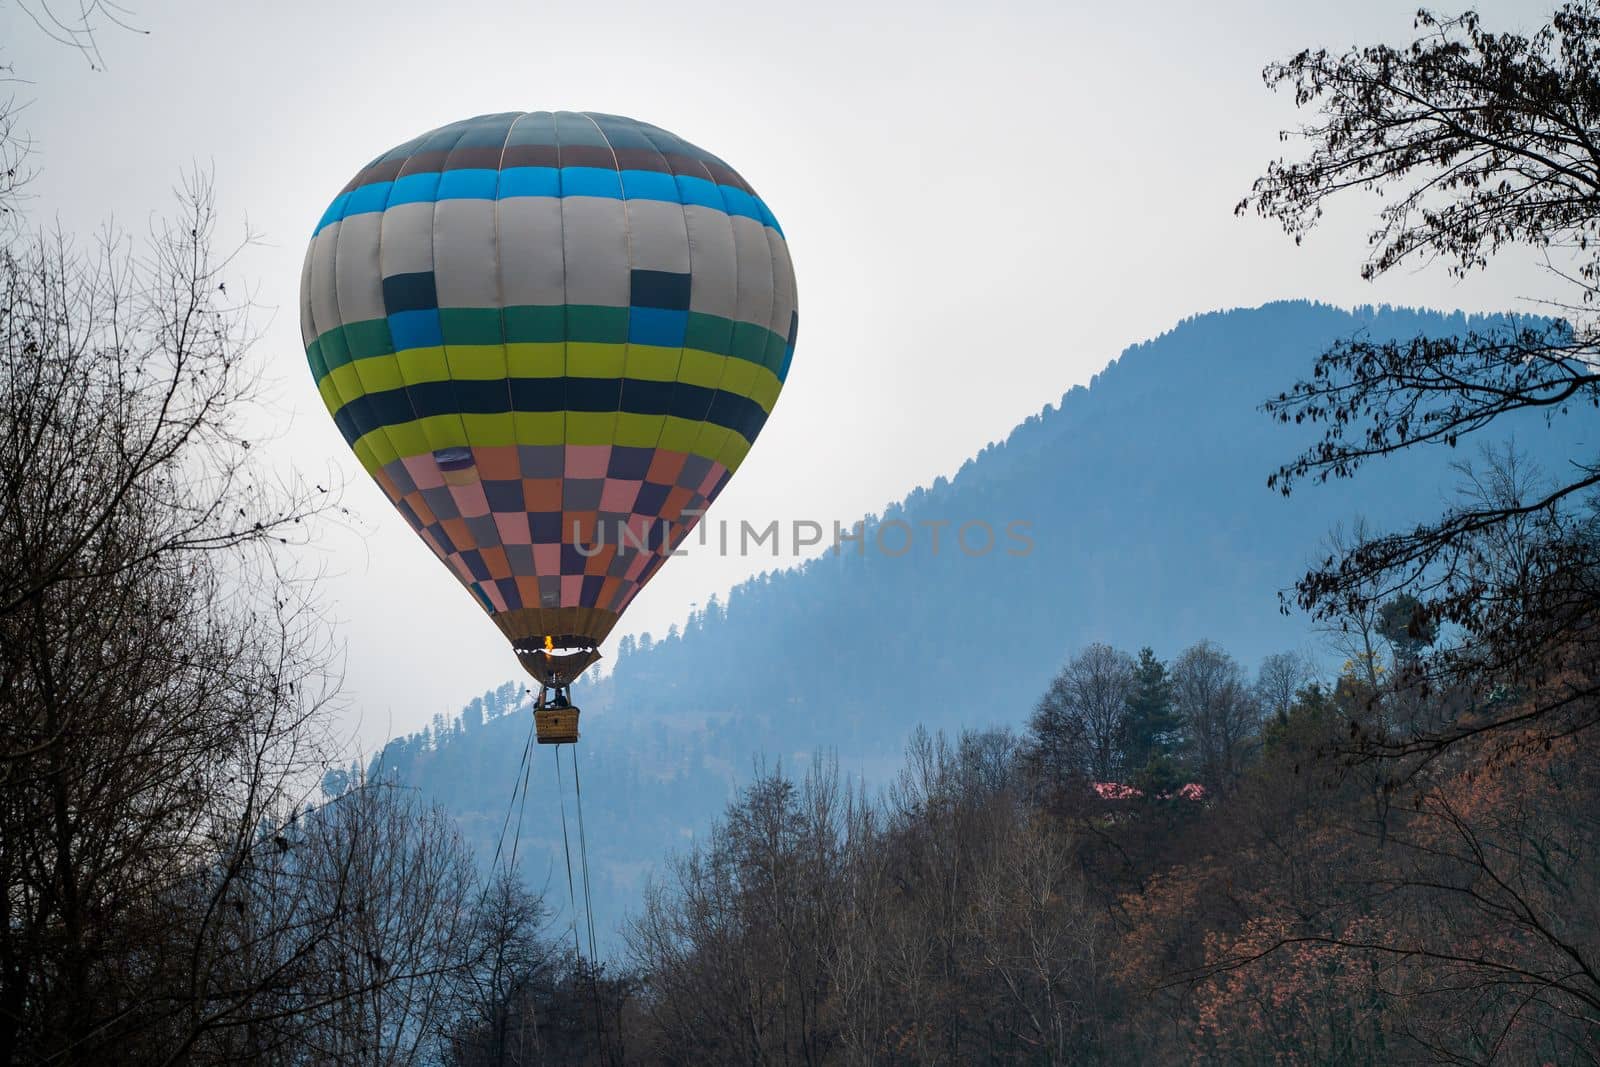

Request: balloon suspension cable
left=573, top=746, right=606, bottom=1053
left=554, top=742, right=607, bottom=1055
left=487, top=686, right=539, bottom=879
left=553, top=742, right=583, bottom=966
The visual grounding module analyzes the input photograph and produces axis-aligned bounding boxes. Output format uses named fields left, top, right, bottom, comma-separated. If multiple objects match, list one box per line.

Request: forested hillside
left=389, top=300, right=1592, bottom=939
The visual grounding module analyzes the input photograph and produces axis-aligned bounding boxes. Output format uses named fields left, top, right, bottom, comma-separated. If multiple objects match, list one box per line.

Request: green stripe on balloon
left=307, top=307, right=790, bottom=377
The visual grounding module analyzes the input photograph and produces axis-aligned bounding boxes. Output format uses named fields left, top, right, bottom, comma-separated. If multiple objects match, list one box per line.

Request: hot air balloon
left=300, top=112, right=796, bottom=742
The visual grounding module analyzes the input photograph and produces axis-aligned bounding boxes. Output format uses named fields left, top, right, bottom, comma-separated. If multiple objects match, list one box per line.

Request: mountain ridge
left=379, top=299, right=1588, bottom=942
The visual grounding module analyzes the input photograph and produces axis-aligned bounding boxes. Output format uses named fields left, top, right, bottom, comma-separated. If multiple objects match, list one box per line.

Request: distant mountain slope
left=387, top=301, right=1592, bottom=942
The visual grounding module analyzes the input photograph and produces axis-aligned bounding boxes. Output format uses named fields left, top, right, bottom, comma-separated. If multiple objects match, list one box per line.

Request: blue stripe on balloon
left=718, top=186, right=761, bottom=222
left=672, top=175, right=724, bottom=211
left=388, top=309, right=443, bottom=350
left=560, top=166, right=624, bottom=198
left=437, top=168, right=499, bottom=200
left=314, top=168, right=782, bottom=235
left=620, top=169, right=680, bottom=201
left=315, top=191, right=351, bottom=233
left=389, top=172, right=444, bottom=207
left=498, top=166, right=561, bottom=198
left=346, top=182, right=392, bottom=217
left=628, top=307, right=689, bottom=347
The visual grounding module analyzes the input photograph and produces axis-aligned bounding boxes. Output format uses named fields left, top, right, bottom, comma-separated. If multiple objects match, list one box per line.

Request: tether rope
left=555, top=742, right=607, bottom=1058
left=572, top=745, right=607, bottom=1054
left=554, top=745, right=584, bottom=969
left=487, top=689, right=538, bottom=878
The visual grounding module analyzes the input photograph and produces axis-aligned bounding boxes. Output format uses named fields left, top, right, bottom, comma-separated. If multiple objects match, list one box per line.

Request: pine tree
left=1121, top=648, right=1181, bottom=773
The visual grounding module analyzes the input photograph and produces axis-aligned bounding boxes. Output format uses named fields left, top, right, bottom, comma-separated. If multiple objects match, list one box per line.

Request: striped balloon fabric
left=300, top=112, right=797, bottom=661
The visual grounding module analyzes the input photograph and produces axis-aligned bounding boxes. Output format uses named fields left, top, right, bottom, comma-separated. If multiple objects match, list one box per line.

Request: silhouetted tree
left=0, top=46, right=516, bottom=1060
left=1028, top=643, right=1135, bottom=784
left=1375, top=593, right=1436, bottom=665
left=1256, top=650, right=1314, bottom=724
left=1121, top=647, right=1181, bottom=773
left=1171, top=641, right=1260, bottom=792
left=439, top=870, right=556, bottom=1065
left=1242, top=2, right=1600, bottom=759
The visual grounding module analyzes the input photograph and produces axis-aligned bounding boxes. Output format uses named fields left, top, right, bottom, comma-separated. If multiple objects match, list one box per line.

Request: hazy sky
left=7, top=0, right=1555, bottom=748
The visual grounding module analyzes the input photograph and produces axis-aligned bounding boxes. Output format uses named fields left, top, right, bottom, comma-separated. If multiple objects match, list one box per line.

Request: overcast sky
left=6, top=0, right=1555, bottom=749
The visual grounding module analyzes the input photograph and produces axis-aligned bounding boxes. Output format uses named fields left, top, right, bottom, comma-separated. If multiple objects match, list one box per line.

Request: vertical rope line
left=554, top=746, right=583, bottom=969
left=487, top=706, right=537, bottom=878
left=506, top=720, right=536, bottom=878
left=572, top=743, right=607, bottom=1058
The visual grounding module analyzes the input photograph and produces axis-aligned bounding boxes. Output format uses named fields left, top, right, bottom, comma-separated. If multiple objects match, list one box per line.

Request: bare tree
left=249, top=783, right=480, bottom=1064
left=1313, top=519, right=1390, bottom=699
left=0, top=163, right=505, bottom=1065
left=626, top=732, right=1116, bottom=1064
left=1256, top=651, right=1313, bottom=723
left=440, top=870, right=558, bottom=1066
left=0, top=176, right=340, bottom=1060
left=967, top=813, right=1108, bottom=1065
left=826, top=784, right=892, bottom=1067
left=0, top=188, right=311, bottom=624
left=1171, top=641, right=1260, bottom=792
left=1242, top=2, right=1600, bottom=760
left=1028, top=644, right=1136, bottom=783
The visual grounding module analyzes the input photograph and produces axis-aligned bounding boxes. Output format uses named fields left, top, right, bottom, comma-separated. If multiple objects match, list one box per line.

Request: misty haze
left=3, top=1, right=1599, bottom=1064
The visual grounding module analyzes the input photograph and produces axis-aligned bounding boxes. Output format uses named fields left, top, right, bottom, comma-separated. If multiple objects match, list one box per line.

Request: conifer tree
left=1121, top=647, right=1182, bottom=774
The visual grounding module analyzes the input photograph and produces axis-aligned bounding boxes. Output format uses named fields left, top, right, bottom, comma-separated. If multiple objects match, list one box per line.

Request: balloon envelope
left=300, top=112, right=797, bottom=670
